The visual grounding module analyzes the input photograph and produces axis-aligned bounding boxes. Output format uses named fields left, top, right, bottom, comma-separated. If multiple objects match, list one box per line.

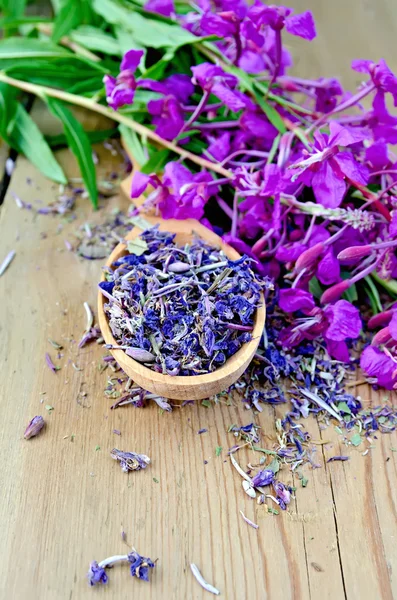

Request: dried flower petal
left=110, top=448, right=151, bottom=472
left=24, top=416, right=45, bottom=439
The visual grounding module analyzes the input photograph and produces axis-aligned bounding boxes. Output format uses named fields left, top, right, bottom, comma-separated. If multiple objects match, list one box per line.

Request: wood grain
left=1, top=2, right=397, bottom=599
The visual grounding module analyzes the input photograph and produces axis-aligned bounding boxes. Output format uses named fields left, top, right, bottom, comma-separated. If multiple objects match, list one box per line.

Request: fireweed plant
left=1, top=2, right=397, bottom=386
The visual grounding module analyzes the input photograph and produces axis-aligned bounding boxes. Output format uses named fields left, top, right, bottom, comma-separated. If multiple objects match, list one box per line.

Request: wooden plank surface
left=1, top=2, right=397, bottom=599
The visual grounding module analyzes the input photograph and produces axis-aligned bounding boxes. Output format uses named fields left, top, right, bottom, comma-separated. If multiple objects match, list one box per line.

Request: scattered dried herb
left=88, top=549, right=155, bottom=586
left=190, top=564, right=220, bottom=596
left=0, top=250, right=16, bottom=277
left=24, top=415, right=45, bottom=440
left=240, top=510, right=259, bottom=530
left=110, top=448, right=151, bottom=473
left=45, top=353, right=60, bottom=373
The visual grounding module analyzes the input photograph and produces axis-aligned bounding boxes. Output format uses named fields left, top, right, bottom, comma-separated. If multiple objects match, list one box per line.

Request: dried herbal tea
left=99, top=227, right=263, bottom=376
left=76, top=210, right=133, bottom=260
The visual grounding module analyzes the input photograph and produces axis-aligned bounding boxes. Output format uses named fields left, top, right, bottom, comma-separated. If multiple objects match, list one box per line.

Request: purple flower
left=352, top=58, right=397, bottom=106
left=104, top=50, right=144, bottom=110
left=250, top=5, right=316, bottom=40
left=279, top=288, right=316, bottom=314
left=280, top=298, right=360, bottom=362
left=273, top=480, right=291, bottom=510
left=289, top=121, right=369, bottom=208
left=206, top=131, right=231, bottom=161
left=88, top=561, right=108, bottom=586
left=360, top=346, right=397, bottom=390
left=191, top=63, right=249, bottom=112
left=110, top=448, right=151, bottom=472
left=316, top=249, right=340, bottom=286
left=201, top=10, right=240, bottom=37
left=314, top=78, right=344, bottom=113
left=131, top=162, right=213, bottom=220
left=24, top=415, right=45, bottom=440
left=148, top=96, right=184, bottom=140
left=144, top=0, right=174, bottom=17
left=128, top=550, right=155, bottom=582
left=252, top=469, right=274, bottom=487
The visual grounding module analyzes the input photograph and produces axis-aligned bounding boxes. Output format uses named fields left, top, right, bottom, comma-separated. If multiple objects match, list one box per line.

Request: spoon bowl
left=98, top=216, right=266, bottom=400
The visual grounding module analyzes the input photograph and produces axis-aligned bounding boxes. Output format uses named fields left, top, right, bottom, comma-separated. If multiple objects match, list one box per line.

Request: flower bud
left=125, top=347, right=156, bottom=362
left=320, top=280, right=350, bottom=304
left=337, top=245, right=371, bottom=261
left=24, top=415, right=45, bottom=440
left=368, top=309, right=395, bottom=330
left=168, top=261, right=191, bottom=273
left=295, top=242, right=325, bottom=272
left=371, top=326, right=391, bottom=346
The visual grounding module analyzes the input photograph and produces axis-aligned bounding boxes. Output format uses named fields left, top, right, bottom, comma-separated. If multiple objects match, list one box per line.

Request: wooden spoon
left=98, top=216, right=266, bottom=400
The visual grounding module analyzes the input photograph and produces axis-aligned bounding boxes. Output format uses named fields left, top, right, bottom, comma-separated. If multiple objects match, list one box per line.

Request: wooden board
left=1, top=2, right=397, bottom=599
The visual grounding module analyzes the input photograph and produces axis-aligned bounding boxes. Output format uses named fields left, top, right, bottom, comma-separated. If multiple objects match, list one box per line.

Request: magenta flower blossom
left=314, top=78, right=344, bottom=113
left=289, top=121, right=369, bottom=208
left=130, top=162, right=213, bottom=220
left=148, top=96, right=184, bottom=140
left=279, top=288, right=315, bottom=313
left=191, top=63, right=249, bottom=112
left=249, top=5, right=316, bottom=40
left=144, top=0, right=174, bottom=17
left=352, top=58, right=397, bottom=105
left=360, top=346, right=397, bottom=390
left=103, top=50, right=144, bottom=110
left=279, top=295, right=361, bottom=362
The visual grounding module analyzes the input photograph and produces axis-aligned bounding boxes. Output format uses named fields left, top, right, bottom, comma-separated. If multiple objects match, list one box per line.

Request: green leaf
left=52, top=0, right=83, bottom=43
left=93, top=0, right=211, bottom=49
left=2, top=0, right=26, bottom=18
left=0, top=82, right=17, bottom=143
left=47, top=127, right=118, bottom=149
left=267, top=458, right=280, bottom=474
left=127, top=238, right=149, bottom=255
left=50, top=0, right=68, bottom=13
left=364, top=275, right=383, bottom=314
left=215, top=446, right=222, bottom=456
left=350, top=432, right=362, bottom=447
left=115, top=25, right=146, bottom=55
left=119, top=124, right=146, bottom=166
left=0, top=16, right=52, bottom=29
left=46, top=98, right=97, bottom=207
left=9, top=104, right=67, bottom=184
left=141, top=149, right=171, bottom=174
left=70, top=26, right=122, bottom=56
left=337, top=401, right=352, bottom=415
left=0, top=38, right=71, bottom=60
left=308, top=276, right=323, bottom=300
left=371, top=272, right=397, bottom=297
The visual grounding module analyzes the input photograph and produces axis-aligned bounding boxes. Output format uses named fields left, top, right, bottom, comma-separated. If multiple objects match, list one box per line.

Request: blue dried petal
left=128, top=550, right=155, bottom=582
left=252, top=469, right=274, bottom=487
left=88, top=562, right=108, bottom=586
left=99, top=280, right=115, bottom=294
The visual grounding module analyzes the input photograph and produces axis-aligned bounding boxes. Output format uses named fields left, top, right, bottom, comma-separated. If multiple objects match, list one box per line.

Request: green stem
left=0, top=72, right=232, bottom=179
